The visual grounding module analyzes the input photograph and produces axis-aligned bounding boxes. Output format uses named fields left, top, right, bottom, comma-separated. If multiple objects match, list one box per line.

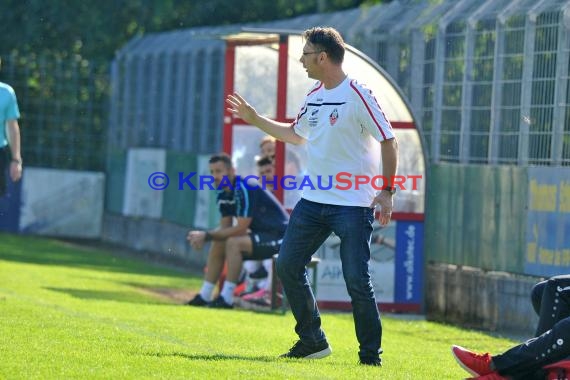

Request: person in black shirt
left=452, top=275, right=570, bottom=380
left=186, top=153, right=289, bottom=309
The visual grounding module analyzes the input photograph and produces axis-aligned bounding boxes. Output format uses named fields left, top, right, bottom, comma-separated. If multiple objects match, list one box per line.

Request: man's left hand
left=9, top=161, right=22, bottom=182
left=370, top=191, right=393, bottom=226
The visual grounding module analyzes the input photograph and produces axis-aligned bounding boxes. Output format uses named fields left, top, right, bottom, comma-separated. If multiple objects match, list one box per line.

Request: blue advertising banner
left=525, top=167, right=570, bottom=277
left=394, top=221, right=424, bottom=305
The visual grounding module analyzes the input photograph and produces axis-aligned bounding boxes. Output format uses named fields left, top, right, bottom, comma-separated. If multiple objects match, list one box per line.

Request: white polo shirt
left=292, top=77, right=394, bottom=207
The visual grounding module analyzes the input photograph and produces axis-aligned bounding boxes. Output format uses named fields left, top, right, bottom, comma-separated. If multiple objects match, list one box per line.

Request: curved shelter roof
left=110, top=5, right=423, bottom=152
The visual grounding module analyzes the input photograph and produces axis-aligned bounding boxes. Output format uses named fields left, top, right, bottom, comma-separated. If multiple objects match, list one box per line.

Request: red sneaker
left=242, top=289, right=271, bottom=306
left=544, top=359, right=570, bottom=380
left=451, top=345, right=494, bottom=376
left=467, top=372, right=507, bottom=380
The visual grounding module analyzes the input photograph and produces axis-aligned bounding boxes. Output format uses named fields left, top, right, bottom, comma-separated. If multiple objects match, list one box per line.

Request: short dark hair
left=256, top=155, right=274, bottom=167
left=303, top=27, right=345, bottom=65
left=209, top=152, right=233, bottom=169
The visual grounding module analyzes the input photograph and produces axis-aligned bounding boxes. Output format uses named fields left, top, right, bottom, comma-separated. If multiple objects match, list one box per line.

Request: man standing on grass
left=186, top=153, right=289, bottom=309
left=0, top=57, right=23, bottom=198
left=226, top=26, right=398, bottom=366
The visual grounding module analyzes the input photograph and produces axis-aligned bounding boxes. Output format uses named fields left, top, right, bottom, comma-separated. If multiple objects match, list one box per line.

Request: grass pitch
left=0, top=232, right=517, bottom=379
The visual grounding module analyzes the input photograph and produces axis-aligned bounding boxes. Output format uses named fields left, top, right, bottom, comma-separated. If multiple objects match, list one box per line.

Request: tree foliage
left=0, top=0, right=385, bottom=170
left=1, top=0, right=383, bottom=61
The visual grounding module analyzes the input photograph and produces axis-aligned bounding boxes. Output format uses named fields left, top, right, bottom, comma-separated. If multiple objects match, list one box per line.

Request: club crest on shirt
left=329, top=108, right=339, bottom=126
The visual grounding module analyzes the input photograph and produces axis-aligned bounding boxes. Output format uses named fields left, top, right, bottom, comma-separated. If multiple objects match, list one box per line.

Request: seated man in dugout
left=186, top=152, right=289, bottom=309
left=239, top=155, right=278, bottom=306
left=452, top=275, right=570, bottom=380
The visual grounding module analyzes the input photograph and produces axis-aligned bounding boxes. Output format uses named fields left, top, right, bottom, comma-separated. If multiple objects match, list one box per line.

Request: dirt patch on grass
left=139, top=285, right=275, bottom=312
left=134, top=286, right=198, bottom=304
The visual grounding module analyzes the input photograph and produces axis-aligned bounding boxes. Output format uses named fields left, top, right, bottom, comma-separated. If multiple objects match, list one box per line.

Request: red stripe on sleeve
left=307, top=82, right=323, bottom=96
left=349, top=80, right=391, bottom=140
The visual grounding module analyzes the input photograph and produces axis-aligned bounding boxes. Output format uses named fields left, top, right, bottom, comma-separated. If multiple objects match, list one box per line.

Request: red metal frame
left=386, top=212, right=425, bottom=221
left=390, top=121, right=415, bottom=129
left=222, top=44, right=236, bottom=154
left=273, top=35, right=289, bottom=204
left=222, top=35, right=289, bottom=204
left=318, top=301, right=421, bottom=313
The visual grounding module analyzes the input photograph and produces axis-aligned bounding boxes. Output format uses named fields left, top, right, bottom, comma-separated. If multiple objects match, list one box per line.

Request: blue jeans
left=276, top=198, right=382, bottom=360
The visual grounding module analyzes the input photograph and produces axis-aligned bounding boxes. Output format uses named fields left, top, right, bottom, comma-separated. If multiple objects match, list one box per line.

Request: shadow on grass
left=119, top=282, right=200, bottom=304
left=45, top=287, right=175, bottom=305
left=0, top=232, right=193, bottom=280
left=143, top=351, right=276, bottom=362
left=142, top=351, right=344, bottom=367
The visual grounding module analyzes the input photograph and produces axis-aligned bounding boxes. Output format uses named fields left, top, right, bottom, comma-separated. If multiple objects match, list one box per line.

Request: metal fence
left=0, top=52, right=109, bottom=171
left=353, top=0, right=570, bottom=166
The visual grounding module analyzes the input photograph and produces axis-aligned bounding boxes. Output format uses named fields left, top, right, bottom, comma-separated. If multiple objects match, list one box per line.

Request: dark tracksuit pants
left=0, top=146, right=8, bottom=197
left=493, top=275, right=570, bottom=379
